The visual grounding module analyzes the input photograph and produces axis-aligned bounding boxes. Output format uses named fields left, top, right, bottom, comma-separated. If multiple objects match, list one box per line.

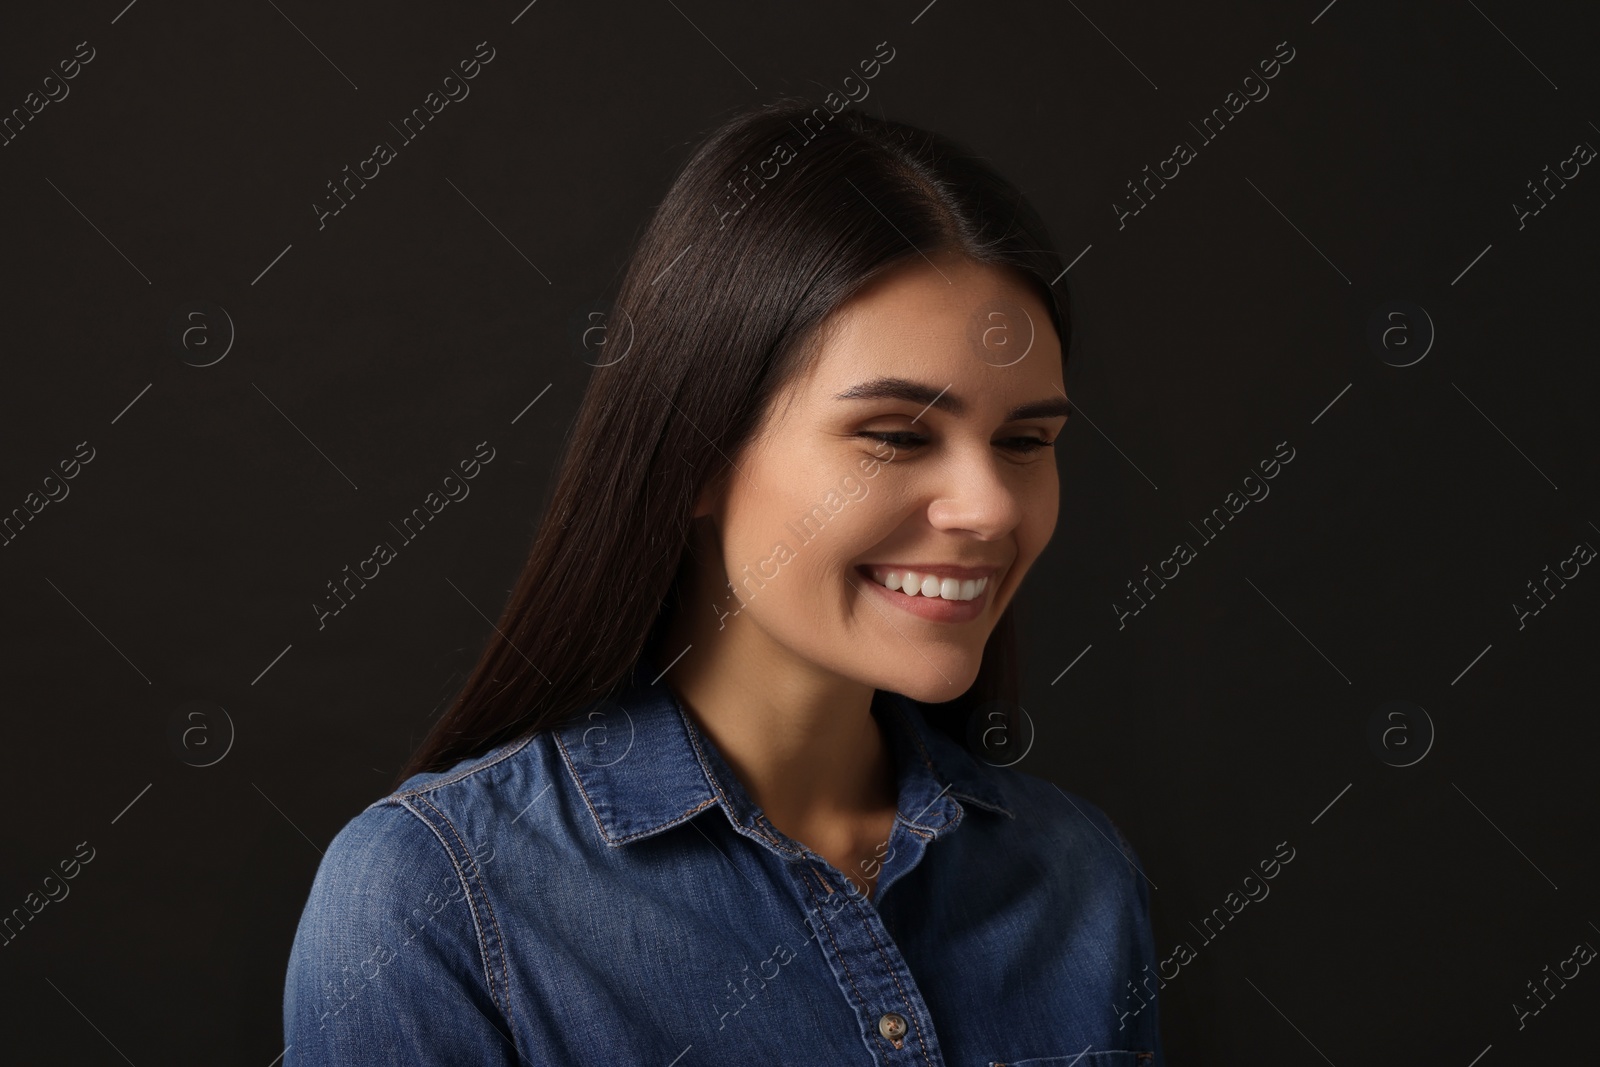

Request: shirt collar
left=553, top=652, right=1015, bottom=850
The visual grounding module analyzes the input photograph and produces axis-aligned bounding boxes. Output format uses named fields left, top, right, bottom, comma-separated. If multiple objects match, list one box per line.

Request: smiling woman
left=283, top=95, right=1165, bottom=1066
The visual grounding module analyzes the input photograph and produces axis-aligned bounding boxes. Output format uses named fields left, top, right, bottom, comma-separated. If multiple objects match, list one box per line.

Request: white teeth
left=866, top=568, right=989, bottom=602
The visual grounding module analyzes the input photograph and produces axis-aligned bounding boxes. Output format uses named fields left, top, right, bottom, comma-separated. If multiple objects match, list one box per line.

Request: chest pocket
left=989, top=1052, right=1155, bottom=1066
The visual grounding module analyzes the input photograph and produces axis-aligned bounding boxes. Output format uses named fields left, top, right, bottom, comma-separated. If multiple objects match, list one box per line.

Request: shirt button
left=878, top=1012, right=908, bottom=1041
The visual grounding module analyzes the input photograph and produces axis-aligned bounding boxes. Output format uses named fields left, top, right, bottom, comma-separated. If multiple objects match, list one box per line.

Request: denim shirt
left=283, top=657, right=1165, bottom=1065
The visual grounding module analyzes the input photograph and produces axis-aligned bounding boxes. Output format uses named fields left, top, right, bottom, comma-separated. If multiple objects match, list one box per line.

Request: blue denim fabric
left=283, top=655, right=1164, bottom=1065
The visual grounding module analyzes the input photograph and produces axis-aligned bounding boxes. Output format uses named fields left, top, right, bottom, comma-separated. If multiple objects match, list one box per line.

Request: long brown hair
left=394, top=96, right=1071, bottom=786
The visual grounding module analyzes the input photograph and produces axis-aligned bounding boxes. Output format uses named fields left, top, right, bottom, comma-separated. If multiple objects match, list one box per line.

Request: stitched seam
left=887, top=701, right=991, bottom=831
left=553, top=731, right=618, bottom=842
left=554, top=728, right=724, bottom=845
left=887, top=698, right=955, bottom=835
left=846, top=888, right=937, bottom=1067
left=950, top=788, right=1016, bottom=819
left=681, top=712, right=784, bottom=850
left=410, top=794, right=517, bottom=1042
left=899, top=800, right=958, bottom=836
left=892, top=695, right=1015, bottom=817
left=404, top=796, right=506, bottom=1014
left=680, top=710, right=810, bottom=856
left=605, top=795, right=719, bottom=843
left=801, top=872, right=886, bottom=1053
left=386, top=732, right=540, bottom=801
left=607, top=796, right=721, bottom=844
left=388, top=798, right=514, bottom=1046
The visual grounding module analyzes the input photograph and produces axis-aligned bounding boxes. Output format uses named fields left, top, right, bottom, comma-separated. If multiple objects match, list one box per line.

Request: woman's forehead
left=800, top=273, right=1059, bottom=392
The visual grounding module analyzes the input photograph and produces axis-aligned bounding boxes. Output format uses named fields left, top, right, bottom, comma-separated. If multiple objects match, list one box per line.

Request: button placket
left=796, top=861, right=946, bottom=1064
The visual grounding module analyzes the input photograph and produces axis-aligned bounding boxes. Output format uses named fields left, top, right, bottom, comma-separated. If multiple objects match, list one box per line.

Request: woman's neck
left=657, top=631, right=898, bottom=834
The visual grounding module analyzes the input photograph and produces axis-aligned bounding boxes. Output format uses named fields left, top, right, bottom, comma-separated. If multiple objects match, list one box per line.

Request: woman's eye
left=856, top=431, right=1055, bottom=454
left=1001, top=436, right=1055, bottom=454
left=859, top=431, right=927, bottom=449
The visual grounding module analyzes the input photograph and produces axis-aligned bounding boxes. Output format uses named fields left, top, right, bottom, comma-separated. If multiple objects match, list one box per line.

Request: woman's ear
left=692, top=468, right=729, bottom=520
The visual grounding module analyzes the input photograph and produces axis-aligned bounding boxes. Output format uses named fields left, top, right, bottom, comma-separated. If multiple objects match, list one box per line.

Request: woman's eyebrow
left=833, top=376, right=1072, bottom=422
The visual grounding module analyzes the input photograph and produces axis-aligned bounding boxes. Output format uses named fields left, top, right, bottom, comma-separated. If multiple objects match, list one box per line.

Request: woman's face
left=694, top=251, right=1068, bottom=704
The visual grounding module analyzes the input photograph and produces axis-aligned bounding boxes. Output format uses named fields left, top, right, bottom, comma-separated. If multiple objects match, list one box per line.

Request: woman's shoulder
left=383, top=729, right=548, bottom=806
left=900, top=696, right=1150, bottom=882
left=974, top=761, right=1153, bottom=883
left=298, top=799, right=460, bottom=917
left=305, top=730, right=552, bottom=901
left=383, top=729, right=557, bottom=827
left=285, top=753, right=532, bottom=1058
left=905, top=704, right=1135, bottom=850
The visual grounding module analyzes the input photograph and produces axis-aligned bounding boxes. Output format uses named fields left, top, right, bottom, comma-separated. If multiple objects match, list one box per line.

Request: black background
left=2, top=0, right=1596, bottom=1063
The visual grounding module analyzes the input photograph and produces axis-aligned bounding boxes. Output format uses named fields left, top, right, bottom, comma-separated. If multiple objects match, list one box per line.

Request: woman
left=284, top=95, right=1164, bottom=1066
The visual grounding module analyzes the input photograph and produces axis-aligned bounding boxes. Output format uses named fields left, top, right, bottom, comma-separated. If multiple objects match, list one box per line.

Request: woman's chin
left=876, top=657, right=985, bottom=705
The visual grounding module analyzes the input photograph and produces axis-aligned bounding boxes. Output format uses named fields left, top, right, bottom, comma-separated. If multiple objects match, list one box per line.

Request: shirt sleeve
left=282, top=799, right=520, bottom=1066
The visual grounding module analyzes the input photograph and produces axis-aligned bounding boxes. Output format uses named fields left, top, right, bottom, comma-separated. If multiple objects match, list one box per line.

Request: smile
left=862, top=565, right=989, bottom=601
left=853, top=564, right=998, bottom=623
